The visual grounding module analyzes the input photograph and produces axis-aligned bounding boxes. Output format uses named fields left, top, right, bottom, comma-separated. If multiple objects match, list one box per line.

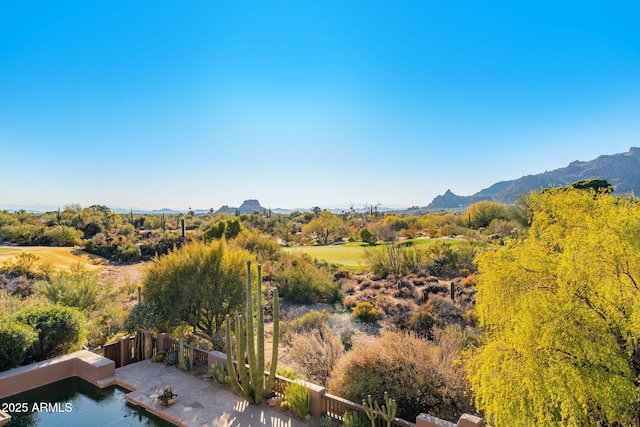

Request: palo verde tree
left=302, top=211, right=346, bottom=244
left=469, top=187, right=640, bottom=426
left=142, top=240, right=250, bottom=348
left=464, top=200, right=509, bottom=229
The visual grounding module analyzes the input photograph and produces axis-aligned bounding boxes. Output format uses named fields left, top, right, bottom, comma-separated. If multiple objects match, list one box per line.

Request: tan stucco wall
left=0, top=350, right=115, bottom=399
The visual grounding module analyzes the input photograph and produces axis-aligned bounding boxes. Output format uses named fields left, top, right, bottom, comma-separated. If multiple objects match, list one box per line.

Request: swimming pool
left=0, top=376, right=176, bottom=427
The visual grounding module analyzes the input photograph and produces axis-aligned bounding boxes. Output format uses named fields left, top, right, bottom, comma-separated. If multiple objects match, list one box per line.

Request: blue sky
left=1, top=1, right=638, bottom=211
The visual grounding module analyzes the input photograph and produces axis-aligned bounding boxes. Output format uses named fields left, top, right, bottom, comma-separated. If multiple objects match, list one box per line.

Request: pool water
left=0, top=376, right=176, bottom=427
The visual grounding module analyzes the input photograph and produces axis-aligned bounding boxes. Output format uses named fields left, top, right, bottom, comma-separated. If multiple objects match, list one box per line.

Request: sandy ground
left=0, top=244, right=146, bottom=286
left=98, top=262, right=146, bottom=286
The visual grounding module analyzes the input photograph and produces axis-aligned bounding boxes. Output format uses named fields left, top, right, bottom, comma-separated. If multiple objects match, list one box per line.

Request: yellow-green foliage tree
left=469, top=188, right=640, bottom=426
left=302, top=211, right=346, bottom=244
left=143, top=240, right=250, bottom=347
left=465, top=201, right=508, bottom=229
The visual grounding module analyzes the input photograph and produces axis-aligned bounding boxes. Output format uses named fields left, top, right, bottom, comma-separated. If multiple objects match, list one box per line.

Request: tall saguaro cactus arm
left=225, top=314, right=244, bottom=397
left=375, top=392, right=397, bottom=427
left=266, top=286, right=279, bottom=393
left=225, top=261, right=280, bottom=404
left=245, top=261, right=260, bottom=403
left=256, top=264, right=265, bottom=400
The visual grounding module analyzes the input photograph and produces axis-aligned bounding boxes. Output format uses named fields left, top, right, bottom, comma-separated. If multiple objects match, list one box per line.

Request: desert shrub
left=401, top=246, right=428, bottom=272
left=365, top=244, right=398, bottom=278
left=393, top=286, right=416, bottom=299
left=277, top=366, right=299, bottom=380
left=341, top=280, right=357, bottom=295
left=44, top=226, right=83, bottom=246
left=116, top=242, right=142, bottom=262
left=366, top=243, right=429, bottom=279
left=0, top=290, right=50, bottom=316
left=374, top=295, right=394, bottom=315
left=343, top=295, right=358, bottom=309
left=116, top=222, right=136, bottom=237
left=353, top=302, right=380, bottom=323
left=87, top=306, right=127, bottom=347
left=0, top=252, right=47, bottom=279
left=328, top=330, right=474, bottom=421
left=461, top=274, right=476, bottom=287
left=342, top=411, right=369, bottom=427
left=35, top=266, right=107, bottom=313
left=426, top=294, right=464, bottom=325
left=84, top=233, right=142, bottom=262
left=359, top=279, right=372, bottom=289
left=138, top=230, right=182, bottom=259
left=276, top=256, right=341, bottom=304
left=407, top=307, right=439, bottom=339
left=15, top=304, right=86, bottom=363
left=0, top=320, right=38, bottom=371
left=0, top=211, right=17, bottom=227
left=285, top=310, right=331, bottom=335
left=285, top=382, right=311, bottom=419
left=0, top=223, right=43, bottom=245
left=232, top=229, right=281, bottom=261
left=289, top=326, right=344, bottom=387
left=359, top=227, right=376, bottom=245
left=81, top=221, right=103, bottom=239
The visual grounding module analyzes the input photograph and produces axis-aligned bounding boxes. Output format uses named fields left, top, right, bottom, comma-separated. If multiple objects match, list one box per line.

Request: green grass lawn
left=283, top=238, right=467, bottom=269
left=0, top=247, right=14, bottom=254
left=284, top=243, right=369, bottom=269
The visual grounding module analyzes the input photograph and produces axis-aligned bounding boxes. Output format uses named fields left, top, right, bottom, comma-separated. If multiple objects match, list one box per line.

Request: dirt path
left=98, top=263, right=146, bottom=286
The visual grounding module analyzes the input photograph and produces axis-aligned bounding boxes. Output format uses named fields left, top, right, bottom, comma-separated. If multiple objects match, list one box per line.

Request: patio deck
left=111, top=360, right=317, bottom=427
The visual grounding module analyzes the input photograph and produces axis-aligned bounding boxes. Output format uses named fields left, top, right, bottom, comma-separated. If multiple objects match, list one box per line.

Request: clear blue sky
left=1, top=1, right=638, bottom=211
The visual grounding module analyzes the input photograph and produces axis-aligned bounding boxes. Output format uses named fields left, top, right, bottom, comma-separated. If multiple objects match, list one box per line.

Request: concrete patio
left=110, top=360, right=317, bottom=427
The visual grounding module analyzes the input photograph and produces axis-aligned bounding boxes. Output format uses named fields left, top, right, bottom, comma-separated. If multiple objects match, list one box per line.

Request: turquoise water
left=0, top=377, right=175, bottom=427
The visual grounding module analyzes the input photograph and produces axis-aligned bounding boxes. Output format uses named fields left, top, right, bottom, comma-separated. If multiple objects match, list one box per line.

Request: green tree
left=302, top=211, right=346, bottom=244
left=465, top=201, right=508, bottom=229
left=142, top=240, right=250, bottom=346
left=469, top=189, right=640, bottom=426
left=359, top=227, right=376, bottom=245
left=203, top=219, right=244, bottom=241
left=233, top=229, right=281, bottom=262
left=569, top=178, right=612, bottom=192
left=15, top=305, right=86, bottom=363
left=0, top=321, right=38, bottom=371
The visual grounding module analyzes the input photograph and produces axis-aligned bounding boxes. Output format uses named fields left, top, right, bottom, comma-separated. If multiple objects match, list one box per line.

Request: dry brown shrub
left=359, top=279, right=372, bottom=289
left=460, top=275, right=476, bottom=288
left=393, top=286, right=416, bottom=299
left=343, top=295, right=358, bottom=309
left=341, top=280, right=357, bottom=295
left=426, top=294, right=464, bottom=325
left=289, top=326, right=344, bottom=387
left=328, top=329, right=474, bottom=422
left=374, top=295, right=394, bottom=315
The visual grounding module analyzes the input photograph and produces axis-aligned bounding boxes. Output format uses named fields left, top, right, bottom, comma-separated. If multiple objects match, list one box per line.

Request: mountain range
left=3, top=147, right=638, bottom=214
left=425, top=147, right=640, bottom=210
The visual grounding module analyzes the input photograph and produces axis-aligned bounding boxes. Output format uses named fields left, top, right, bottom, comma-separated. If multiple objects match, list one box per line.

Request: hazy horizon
left=2, top=2, right=638, bottom=210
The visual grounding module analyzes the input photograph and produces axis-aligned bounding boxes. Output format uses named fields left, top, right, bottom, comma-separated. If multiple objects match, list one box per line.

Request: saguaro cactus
left=363, top=392, right=397, bottom=427
left=226, top=261, right=280, bottom=404
left=178, top=336, right=194, bottom=371
left=376, top=392, right=397, bottom=427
